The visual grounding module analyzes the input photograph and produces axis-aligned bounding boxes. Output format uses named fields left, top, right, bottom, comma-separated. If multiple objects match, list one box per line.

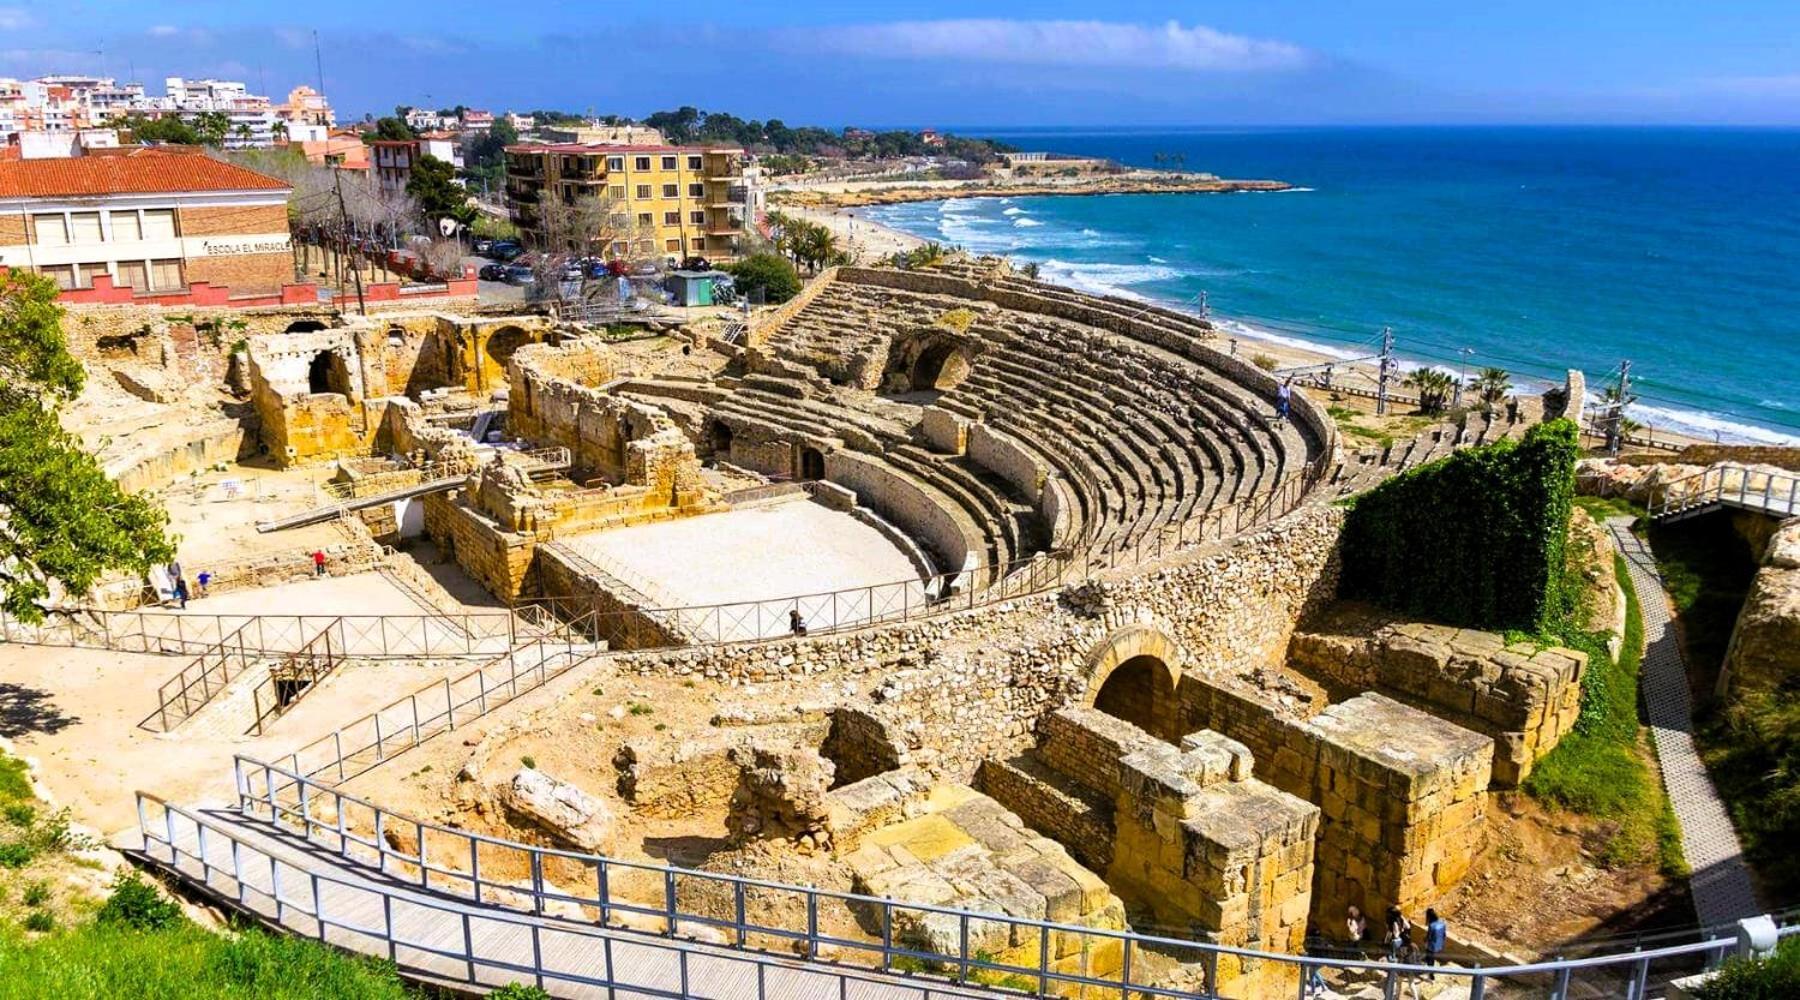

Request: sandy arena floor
left=559, top=500, right=929, bottom=636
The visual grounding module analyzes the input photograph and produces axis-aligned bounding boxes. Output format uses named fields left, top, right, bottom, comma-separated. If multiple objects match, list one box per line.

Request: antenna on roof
left=313, top=29, right=326, bottom=98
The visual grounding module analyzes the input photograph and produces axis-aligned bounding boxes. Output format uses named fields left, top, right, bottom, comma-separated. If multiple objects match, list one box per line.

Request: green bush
left=1340, top=419, right=1579, bottom=631
left=0, top=920, right=413, bottom=998
left=96, top=870, right=184, bottom=931
left=489, top=985, right=554, bottom=999
left=23, top=910, right=53, bottom=932
left=1693, top=936, right=1800, bottom=999
left=727, top=253, right=802, bottom=304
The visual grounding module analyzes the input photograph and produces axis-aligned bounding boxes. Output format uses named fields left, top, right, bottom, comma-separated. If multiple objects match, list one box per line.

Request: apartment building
left=0, top=74, right=329, bottom=149
left=503, top=143, right=749, bottom=261
left=0, top=146, right=292, bottom=295
left=370, top=134, right=464, bottom=198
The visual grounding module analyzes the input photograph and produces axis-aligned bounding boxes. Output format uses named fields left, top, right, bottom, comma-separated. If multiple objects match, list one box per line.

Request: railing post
left=462, top=911, right=475, bottom=983
left=734, top=880, right=747, bottom=947
left=665, top=867, right=678, bottom=937
left=958, top=911, right=970, bottom=983
left=311, top=872, right=325, bottom=940
left=531, top=923, right=545, bottom=989
left=470, top=837, right=482, bottom=903
left=806, top=891, right=819, bottom=959
left=373, top=713, right=384, bottom=761
left=598, top=859, right=610, bottom=927
left=530, top=851, right=545, bottom=915
left=417, top=825, right=428, bottom=888
left=383, top=892, right=395, bottom=962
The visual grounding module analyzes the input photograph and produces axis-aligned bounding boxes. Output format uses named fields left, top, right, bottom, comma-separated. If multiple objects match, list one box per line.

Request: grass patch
left=0, top=749, right=79, bottom=869
left=1693, top=933, right=1800, bottom=998
left=1573, top=494, right=1644, bottom=523
left=1526, top=554, right=1686, bottom=874
left=0, top=920, right=416, bottom=998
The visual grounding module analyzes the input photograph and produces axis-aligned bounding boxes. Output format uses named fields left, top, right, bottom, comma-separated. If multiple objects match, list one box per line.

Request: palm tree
left=1474, top=367, right=1512, bottom=416
left=1405, top=369, right=1456, bottom=416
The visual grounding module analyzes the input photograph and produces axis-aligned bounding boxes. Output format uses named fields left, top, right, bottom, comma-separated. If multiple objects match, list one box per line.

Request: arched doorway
left=708, top=422, right=734, bottom=461
left=485, top=325, right=530, bottom=369
left=285, top=319, right=327, bottom=333
left=799, top=447, right=825, bottom=481
left=307, top=350, right=352, bottom=396
left=1093, top=655, right=1177, bottom=737
left=1084, top=625, right=1184, bottom=742
left=909, top=342, right=972, bottom=392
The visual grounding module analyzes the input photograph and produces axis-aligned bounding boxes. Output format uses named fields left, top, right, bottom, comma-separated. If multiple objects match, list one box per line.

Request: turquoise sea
left=861, top=127, right=1800, bottom=444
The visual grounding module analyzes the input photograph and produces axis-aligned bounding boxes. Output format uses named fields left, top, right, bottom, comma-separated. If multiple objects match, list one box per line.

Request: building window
left=150, top=259, right=183, bottom=290
left=609, top=185, right=625, bottom=201
left=663, top=211, right=680, bottom=225
left=635, top=184, right=651, bottom=200
left=664, top=238, right=679, bottom=252
left=606, top=156, right=623, bottom=171
left=39, top=264, right=75, bottom=289
left=610, top=240, right=628, bottom=256
left=31, top=214, right=68, bottom=246
left=660, top=155, right=677, bottom=170
left=115, top=260, right=148, bottom=289
left=68, top=212, right=103, bottom=244
left=692, top=237, right=706, bottom=250
left=636, top=239, right=655, bottom=254
left=637, top=212, right=652, bottom=226
left=112, top=211, right=143, bottom=242
left=687, top=155, right=702, bottom=170
left=142, top=209, right=177, bottom=240
left=689, top=211, right=705, bottom=224
left=661, top=183, right=677, bottom=198
left=634, top=156, right=651, bottom=171
left=688, top=183, right=704, bottom=197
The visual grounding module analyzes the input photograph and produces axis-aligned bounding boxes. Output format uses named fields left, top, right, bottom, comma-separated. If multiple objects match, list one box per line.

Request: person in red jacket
left=311, top=550, right=327, bottom=577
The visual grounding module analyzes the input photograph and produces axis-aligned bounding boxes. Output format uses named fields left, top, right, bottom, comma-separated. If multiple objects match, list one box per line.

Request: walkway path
left=138, top=798, right=1004, bottom=1000
left=1608, top=518, right=1762, bottom=928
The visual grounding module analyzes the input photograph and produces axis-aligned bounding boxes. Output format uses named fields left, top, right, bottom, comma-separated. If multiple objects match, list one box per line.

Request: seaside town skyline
left=5, top=4, right=1800, bottom=126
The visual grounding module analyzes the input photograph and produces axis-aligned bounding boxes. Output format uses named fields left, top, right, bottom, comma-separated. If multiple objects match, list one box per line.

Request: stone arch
left=708, top=421, right=734, bottom=461
left=485, top=325, right=531, bottom=369
left=307, top=349, right=353, bottom=397
left=909, top=340, right=973, bottom=392
left=799, top=446, right=825, bottom=481
left=284, top=319, right=328, bottom=334
left=1083, top=625, right=1184, bottom=743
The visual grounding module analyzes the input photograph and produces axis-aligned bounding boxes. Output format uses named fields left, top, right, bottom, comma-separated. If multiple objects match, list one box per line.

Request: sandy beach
left=782, top=204, right=926, bottom=265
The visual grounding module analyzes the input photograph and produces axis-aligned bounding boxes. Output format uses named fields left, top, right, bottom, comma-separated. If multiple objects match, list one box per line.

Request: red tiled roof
left=0, top=146, right=291, bottom=199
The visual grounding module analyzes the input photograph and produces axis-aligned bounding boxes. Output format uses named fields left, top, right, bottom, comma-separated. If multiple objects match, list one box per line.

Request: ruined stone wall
left=1288, top=622, right=1585, bottom=786
left=1672, top=444, right=1800, bottom=472
left=743, top=266, right=841, bottom=352
left=423, top=489, right=535, bottom=601
left=534, top=543, right=689, bottom=650
left=108, top=419, right=246, bottom=494
left=824, top=450, right=982, bottom=585
left=967, top=424, right=1046, bottom=502
left=1720, top=517, right=1800, bottom=698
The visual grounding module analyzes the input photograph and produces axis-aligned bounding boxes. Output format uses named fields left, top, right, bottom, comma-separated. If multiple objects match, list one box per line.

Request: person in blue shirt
left=1276, top=378, right=1293, bottom=424
left=1423, top=908, right=1448, bottom=978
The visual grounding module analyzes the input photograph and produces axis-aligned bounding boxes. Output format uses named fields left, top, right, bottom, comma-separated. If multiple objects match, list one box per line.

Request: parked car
left=502, top=265, right=536, bottom=286
left=478, top=262, right=509, bottom=281
left=471, top=237, right=496, bottom=254
left=485, top=241, right=523, bottom=261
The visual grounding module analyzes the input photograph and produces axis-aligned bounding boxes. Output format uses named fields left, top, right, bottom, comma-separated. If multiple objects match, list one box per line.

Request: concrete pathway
left=1608, top=518, right=1762, bottom=928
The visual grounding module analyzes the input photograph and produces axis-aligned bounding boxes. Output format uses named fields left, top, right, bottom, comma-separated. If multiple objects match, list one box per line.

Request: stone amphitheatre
left=6, top=257, right=1726, bottom=998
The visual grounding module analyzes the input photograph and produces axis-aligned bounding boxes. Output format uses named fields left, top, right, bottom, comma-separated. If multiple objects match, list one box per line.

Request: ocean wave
left=1080, top=228, right=1104, bottom=237
left=1275, top=186, right=1316, bottom=193
left=1034, top=259, right=1180, bottom=301
left=1147, top=255, right=1168, bottom=264
left=1013, top=218, right=1044, bottom=228
left=1626, top=402, right=1800, bottom=446
left=1211, top=318, right=1365, bottom=362
left=1002, top=206, right=1024, bottom=216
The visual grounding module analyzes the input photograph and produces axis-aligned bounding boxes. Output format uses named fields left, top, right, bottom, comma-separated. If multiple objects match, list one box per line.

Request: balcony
left=705, top=214, right=746, bottom=236
left=707, top=185, right=749, bottom=207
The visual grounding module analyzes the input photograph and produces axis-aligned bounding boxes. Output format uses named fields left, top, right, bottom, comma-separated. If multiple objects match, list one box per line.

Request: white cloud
left=799, top=19, right=1310, bottom=73
left=0, top=7, right=33, bottom=30
left=148, top=25, right=180, bottom=38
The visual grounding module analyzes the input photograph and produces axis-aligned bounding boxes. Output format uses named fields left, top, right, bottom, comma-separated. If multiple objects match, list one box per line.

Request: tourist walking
left=173, top=576, right=189, bottom=610
left=1302, top=928, right=1331, bottom=997
left=1276, top=378, right=1293, bottom=424
left=196, top=570, right=211, bottom=598
left=789, top=609, right=807, bottom=636
left=311, top=549, right=327, bottom=578
left=1385, top=905, right=1411, bottom=962
left=1423, top=908, right=1448, bottom=977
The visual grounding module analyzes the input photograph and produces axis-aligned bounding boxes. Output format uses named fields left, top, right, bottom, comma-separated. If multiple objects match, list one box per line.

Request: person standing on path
left=196, top=570, right=211, bottom=598
left=1345, top=903, right=1369, bottom=955
left=311, top=550, right=327, bottom=578
left=1385, top=905, right=1411, bottom=962
left=1423, top=908, right=1447, bottom=977
left=173, top=576, right=189, bottom=609
left=1277, top=378, right=1293, bottom=424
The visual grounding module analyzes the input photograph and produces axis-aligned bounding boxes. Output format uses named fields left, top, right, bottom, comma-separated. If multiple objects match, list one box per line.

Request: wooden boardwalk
left=138, top=799, right=1003, bottom=999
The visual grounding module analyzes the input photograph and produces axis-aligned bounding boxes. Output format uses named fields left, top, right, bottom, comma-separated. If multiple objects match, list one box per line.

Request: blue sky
left=8, top=1, right=1800, bottom=125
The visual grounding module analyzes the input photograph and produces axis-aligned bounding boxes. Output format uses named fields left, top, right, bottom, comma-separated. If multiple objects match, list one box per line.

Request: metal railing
left=247, top=620, right=345, bottom=736
left=1649, top=462, right=1800, bottom=521
left=136, top=794, right=1000, bottom=1000
left=144, top=622, right=262, bottom=732
left=275, top=629, right=602, bottom=786
left=211, top=756, right=1798, bottom=1000
left=9, top=459, right=1327, bottom=660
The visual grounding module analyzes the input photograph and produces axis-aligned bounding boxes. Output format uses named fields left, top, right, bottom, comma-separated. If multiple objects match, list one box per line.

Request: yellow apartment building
left=503, top=143, right=749, bottom=262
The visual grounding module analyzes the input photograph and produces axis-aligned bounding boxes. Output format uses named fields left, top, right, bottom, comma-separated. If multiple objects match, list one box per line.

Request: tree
left=416, top=237, right=466, bottom=280
left=1474, top=367, right=1513, bottom=416
left=107, top=114, right=201, bottom=146
left=1405, top=368, right=1456, bottom=416
left=406, top=155, right=475, bottom=231
left=366, top=116, right=415, bottom=142
left=191, top=112, right=233, bottom=147
left=727, top=253, right=801, bottom=304
left=0, top=272, right=173, bottom=623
